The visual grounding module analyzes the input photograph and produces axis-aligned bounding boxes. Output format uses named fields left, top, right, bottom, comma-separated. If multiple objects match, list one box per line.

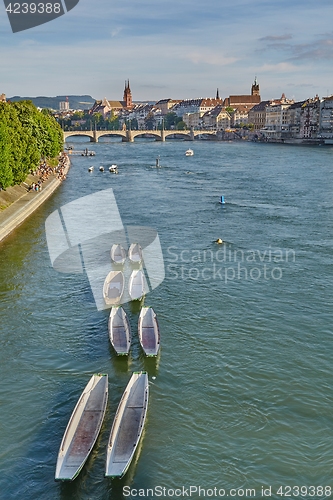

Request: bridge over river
left=63, top=129, right=217, bottom=142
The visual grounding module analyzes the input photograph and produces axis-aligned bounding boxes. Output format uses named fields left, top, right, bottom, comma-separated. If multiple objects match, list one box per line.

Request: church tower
left=123, top=80, right=132, bottom=108
left=251, top=76, right=260, bottom=96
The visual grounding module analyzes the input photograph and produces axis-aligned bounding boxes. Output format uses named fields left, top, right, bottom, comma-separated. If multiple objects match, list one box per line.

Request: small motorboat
left=55, top=374, right=108, bottom=481
left=103, top=270, right=124, bottom=305
left=111, top=244, right=126, bottom=265
left=185, top=149, right=194, bottom=156
left=99, top=166, right=104, bottom=172
left=88, top=166, right=94, bottom=172
left=128, top=269, right=145, bottom=301
left=128, top=243, right=143, bottom=264
left=109, top=165, right=118, bottom=173
left=138, top=307, right=160, bottom=357
left=105, top=372, right=149, bottom=478
left=108, top=307, right=131, bottom=355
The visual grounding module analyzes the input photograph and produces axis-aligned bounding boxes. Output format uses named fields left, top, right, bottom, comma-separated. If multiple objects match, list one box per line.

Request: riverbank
left=0, top=153, right=70, bottom=244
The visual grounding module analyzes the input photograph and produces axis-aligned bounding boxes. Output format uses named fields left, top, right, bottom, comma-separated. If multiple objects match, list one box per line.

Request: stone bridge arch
left=64, top=131, right=95, bottom=142
left=63, top=129, right=218, bottom=143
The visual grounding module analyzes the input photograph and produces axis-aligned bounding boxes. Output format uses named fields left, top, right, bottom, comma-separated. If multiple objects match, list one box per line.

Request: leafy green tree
left=145, top=112, right=156, bottom=130
left=0, top=102, right=25, bottom=183
left=164, top=112, right=178, bottom=129
left=92, top=113, right=103, bottom=128
left=176, top=120, right=187, bottom=130
left=0, top=121, right=13, bottom=189
left=0, top=100, right=63, bottom=188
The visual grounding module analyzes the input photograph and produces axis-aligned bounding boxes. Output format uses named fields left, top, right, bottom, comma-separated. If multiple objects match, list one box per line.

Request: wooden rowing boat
left=103, top=270, right=124, bottom=305
left=128, top=243, right=143, bottom=264
left=110, top=244, right=126, bottom=265
left=55, top=374, right=108, bottom=481
left=138, top=307, right=160, bottom=356
left=108, top=306, right=131, bottom=355
left=105, top=372, right=149, bottom=478
left=128, top=269, right=145, bottom=301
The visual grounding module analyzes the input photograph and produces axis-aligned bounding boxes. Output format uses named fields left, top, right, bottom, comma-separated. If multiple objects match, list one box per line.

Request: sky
left=1, top=0, right=333, bottom=102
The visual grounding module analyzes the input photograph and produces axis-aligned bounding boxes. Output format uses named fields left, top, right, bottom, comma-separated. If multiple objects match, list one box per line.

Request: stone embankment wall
left=0, top=155, right=70, bottom=244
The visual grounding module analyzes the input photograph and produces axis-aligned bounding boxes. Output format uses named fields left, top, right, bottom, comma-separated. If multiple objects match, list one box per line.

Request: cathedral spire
left=216, top=88, right=220, bottom=100
left=251, top=76, right=260, bottom=96
left=123, top=79, right=132, bottom=108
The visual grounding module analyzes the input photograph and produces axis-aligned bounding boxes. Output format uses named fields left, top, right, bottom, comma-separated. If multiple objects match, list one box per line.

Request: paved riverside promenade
left=0, top=156, right=70, bottom=244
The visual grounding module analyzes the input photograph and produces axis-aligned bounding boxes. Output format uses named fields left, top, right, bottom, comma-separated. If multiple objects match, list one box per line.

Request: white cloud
left=184, top=50, right=238, bottom=66
left=259, top=62, right=299, bottom=73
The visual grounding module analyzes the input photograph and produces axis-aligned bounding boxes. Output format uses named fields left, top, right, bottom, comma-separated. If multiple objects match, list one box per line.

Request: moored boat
left=55, top=374, right=108, bottom=481
left=99, top=166, right=104, bottom=172
left=128, top=242, right=143, bottom=264
left=109, top=165, right=118, bottom=173
left=105, top=372, right=149, bottom=478
left=185, top=149, right=194, bottom=156
left=110, top=244, right=126, bottom=265
left=88, top=166, right=94, bottom=172
left=128, top=269, right=145, bottom=301
left=138, top=307, right=160, bottom=356
left=103, top=270, right=124, bottom=305
left=108, top=306, right=131, bottom=355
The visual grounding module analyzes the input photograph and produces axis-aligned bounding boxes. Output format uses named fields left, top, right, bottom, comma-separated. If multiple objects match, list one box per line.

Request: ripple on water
left=1, top=140, right=333, bottom=498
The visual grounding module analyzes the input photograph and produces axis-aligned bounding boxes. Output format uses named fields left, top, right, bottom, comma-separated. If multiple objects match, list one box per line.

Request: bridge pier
left=125, top=130, right=134, bottom=142
left=189, top=127, right=195, bottom=141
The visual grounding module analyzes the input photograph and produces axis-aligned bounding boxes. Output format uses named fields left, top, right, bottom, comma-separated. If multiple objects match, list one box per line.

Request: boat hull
left=108, top=307, right=131, bottom=355
left=105, top=372, right=149, bottom=478
left=103, top=271, right=124, bottom=305
left=110, top=244, right=126, bottom=265
left=128, top=243, right=143, bottom=264
left=138, top=307, right=160, bottom=356
left=55, top=374, right=108, bottom=481
left=128, top=270, right=145, bottom=301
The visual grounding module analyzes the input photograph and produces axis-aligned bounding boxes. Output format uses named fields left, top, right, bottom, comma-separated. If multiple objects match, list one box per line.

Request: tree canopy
left=0, top=100, right=63, bottom=189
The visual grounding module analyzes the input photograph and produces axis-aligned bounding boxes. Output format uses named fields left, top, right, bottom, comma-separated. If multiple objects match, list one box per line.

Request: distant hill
left=8, top=95, right=96, bottom=111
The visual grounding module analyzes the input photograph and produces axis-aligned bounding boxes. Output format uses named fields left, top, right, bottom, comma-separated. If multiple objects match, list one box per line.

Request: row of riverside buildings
left=60, top=79, right=333, bottom=144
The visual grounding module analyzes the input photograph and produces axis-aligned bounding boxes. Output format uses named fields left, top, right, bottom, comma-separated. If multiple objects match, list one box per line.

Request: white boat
left=109, top=165, right=118, bottom=173
left=105, top=372, right=149, bottom=478
left=99, top=166, right=104, bottom=172
left=128, top=269, right=145, bottom=301
left=55, top=374, right=108, bottom=481
left=128, top=243, right=143, bottom=264
left=185, top=149, right=194, bottom=156
left=103, top=270, right=124, bottom=305
left=138, top=307, right=160, bottom=357
left=88, top=166, right=94, bottom=172
left=108, top=307, right=131, bottom=355
left=110, top=244, right=126, bottom=265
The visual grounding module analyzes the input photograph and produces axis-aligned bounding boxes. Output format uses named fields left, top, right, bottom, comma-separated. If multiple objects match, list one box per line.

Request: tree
left=92, top=113, right=103, bottom=128
left=0, top=100, right=63, bottom=188
left=0, top=121, right=13, bottom=189
left=164, top=112, right=178, bottom=129
left=145, top=112, right=156, bottom=130
left=176, top=121, right=187, bottom=130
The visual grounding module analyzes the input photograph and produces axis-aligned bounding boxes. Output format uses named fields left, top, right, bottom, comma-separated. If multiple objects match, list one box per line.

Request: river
left=0, top=137, right=332, bottom=499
